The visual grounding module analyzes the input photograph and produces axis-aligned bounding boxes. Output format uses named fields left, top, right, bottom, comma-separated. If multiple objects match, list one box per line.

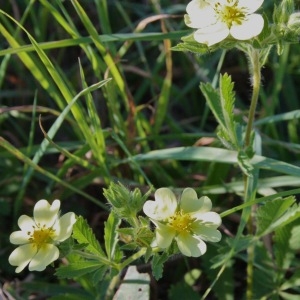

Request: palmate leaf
left=55, top=261, right=107, bottom=280
left=72, top=216, right=106, bottom=257
left=256, top=196, right=300, bottom=237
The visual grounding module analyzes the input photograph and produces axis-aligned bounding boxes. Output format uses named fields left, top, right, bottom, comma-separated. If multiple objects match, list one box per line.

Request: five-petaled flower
left=143, top=188, right=221, bottom=257
left=9, top=199, right=76, bottom=273
left=185, top=0, right=264, bottom=46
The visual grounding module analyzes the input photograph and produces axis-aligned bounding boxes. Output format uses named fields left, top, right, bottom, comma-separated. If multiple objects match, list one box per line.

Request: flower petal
left=230, top=14, right=264, bottom=40
left=53, top=212, right=76, bottom=242
left=34, top=199, right=60, bottom=227
left=143, top=188, right=177, bottom=220
left=192, top=225, right=222, bottom=242
left=18, top=215, right=35, bottom=232
left=194, top=22, right=229, bottom=46
left=181, top=188, right=212, bottom=214
left=153, top=221, right=176, bottom=249
left=185, top=0, right=216, bottom=29
left=29, top=244, right=59, bottom=271
left=196, top=212, right=222, bottom=227
left=176, top=233, right=207, bottom=257
left=9, top=244, right=37, bottom=273
left=238, top=0, right=264, bottom=14
left=10, top=231, right=30, bottom=245
left=180, top=188, right=199, bottom=212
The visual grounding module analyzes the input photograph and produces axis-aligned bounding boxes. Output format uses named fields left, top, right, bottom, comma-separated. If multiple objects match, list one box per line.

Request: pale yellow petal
left=10, top=231, right=30, bottom=245
left=34, top=199, right=60, bottom=227
left=194, top=22, right=229, bottom=46
left=176, top=233, right=207, bottom=257
left=53, top=212, right=76, bottom=242
left=181, top=189, right=212, bottom=214
left=143, top=188, right=177, bottom=220
left=180, top=188, right=199, bottom=212
left=18, top=215, right=35, bottom=232
left=192, top=225, right=222, bottom=242
left=154, top=222, right=176, bottom=249
left=230, top=14, right=264, bottom=40
left=9, top=244, right=37, bottom=273
left=29, top=244, right=59, bottom=271
left=196, top=212, right=222, bottom=227
left=185, top=0, right=216, bottom=29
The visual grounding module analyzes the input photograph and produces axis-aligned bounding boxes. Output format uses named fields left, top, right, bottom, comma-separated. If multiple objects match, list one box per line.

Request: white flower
left=143, top=188, right=221, bottom=257
left=185, top=0, right=264, bottom=46
left=9, top=199, right=76, bottom=273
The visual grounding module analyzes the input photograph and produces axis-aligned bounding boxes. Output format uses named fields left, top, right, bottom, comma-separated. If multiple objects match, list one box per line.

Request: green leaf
left=252, top=242, right=277, bottom=299
left=219, top=73, right=235, bottom=129
left=200, top=74, right=240, bottom=150
left=172, top=33, right=210, bottom=55
left=289, top=223, right=300, bottom=250
left=132, top=146, right=300, bottom=178
left=200, top=82, right=226, bottom=129
left=273, top=223, right=295, bottom=271
left=281, top=270, right=300, bottom=291
left=256, top=197, right=299, bottom=237
left=104, top=212, right=121, bottom=260
left=151, top=252, right=169, bottom=280
left=55, top=261, right=104, bottom=279
left=72, top=216, right=106, bottom=257
left=210, top=236, right=253, bottom=269
left=237, top=150, right=254, bottom=177
left=92, top=266, right=110, bottom=286
left=218, top=73, right=240, bottom=149
left=279, top=292, right=300, bottom=300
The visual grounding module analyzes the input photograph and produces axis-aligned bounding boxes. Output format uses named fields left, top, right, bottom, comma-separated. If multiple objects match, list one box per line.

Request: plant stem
left=244, top=47, right=262, bottom=300
left=245, top=48, right=261, bottom=148
left=118, top=247, right=147, bottom=270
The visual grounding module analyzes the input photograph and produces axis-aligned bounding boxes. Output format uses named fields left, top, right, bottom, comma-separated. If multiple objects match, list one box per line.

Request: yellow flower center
left=168, top=210, right=194, bottom=233
left=214, top=0, right=246, bottom=27
left=28, top=224, right=55, bottom=249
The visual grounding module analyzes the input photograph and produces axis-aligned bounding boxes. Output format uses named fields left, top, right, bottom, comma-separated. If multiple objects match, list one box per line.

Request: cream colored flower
left=143, top=188, right=221, bottom=257
left=185, top=0, right=264, bottom=46
left=9, top=199, right=76, bottom=273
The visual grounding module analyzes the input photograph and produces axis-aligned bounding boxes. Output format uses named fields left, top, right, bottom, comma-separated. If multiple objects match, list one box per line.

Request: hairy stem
left=245, top=48, right=261, bottom=148
left=244, top=47, right=261, bottom=300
